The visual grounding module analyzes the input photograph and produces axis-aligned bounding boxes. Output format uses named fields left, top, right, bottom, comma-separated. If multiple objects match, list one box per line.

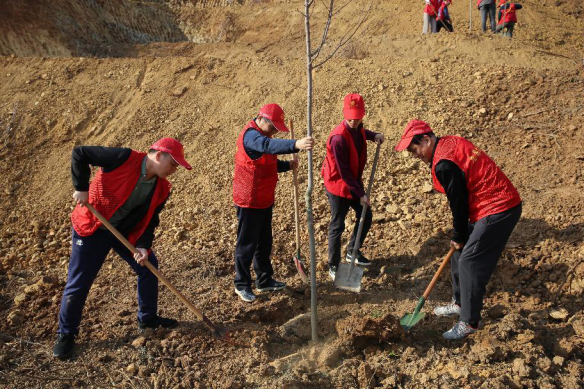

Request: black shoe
left=138, top=315, right=179, bottom=330
left=53, top=333, right=75, bottom=360
left=345, top=250, right=371, bottom=266
left=255, top=279, right=286, bottom=292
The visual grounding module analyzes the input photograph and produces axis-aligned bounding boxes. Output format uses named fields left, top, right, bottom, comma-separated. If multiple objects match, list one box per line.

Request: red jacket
left=71, top=151, right=171, bottom=245
left=498, top=3, right=518, bottom=24
left=233, top=120, right=279, bottom=208
left=425, top=0, right=441, bottom=15
left=431, top=136, right=521, bottom=223
left=321, top=121, right=367, bottom=199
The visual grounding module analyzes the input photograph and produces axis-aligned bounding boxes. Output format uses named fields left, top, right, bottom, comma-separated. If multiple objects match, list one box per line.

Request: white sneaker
left=329, top=265, right=337, bottom=281
left=442, top=321, right=478, bottom=340
left=434, top=302, right=461, bottom=317
left=234, top=287, right=256, bottom=302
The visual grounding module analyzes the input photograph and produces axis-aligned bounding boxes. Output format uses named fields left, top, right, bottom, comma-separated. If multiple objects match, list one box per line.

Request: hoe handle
left=85, top=203, right=220, bottom=333
left=422, top=247, right=456, bottom=299
left=290, top=120, right=301, bottom=253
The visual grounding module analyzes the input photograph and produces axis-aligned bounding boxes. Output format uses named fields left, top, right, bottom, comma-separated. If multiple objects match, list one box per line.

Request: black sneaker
left=255, top=279, right=286, bottom=292
left=53, top=333, right=75, bottom=360
left=329, top=265, right=338, bottom=281
left=345, top=250, right=371, bottom=266
left=138, top=315, right=179, bottom=330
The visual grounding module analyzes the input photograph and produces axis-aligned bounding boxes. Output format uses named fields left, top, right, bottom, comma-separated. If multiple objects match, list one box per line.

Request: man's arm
left=435, top=160, right=469, bottom=244
left=135, top=195, right=168, bottom=250
left=71, top=146, right=132, bottom=191
left=243, top=129, right=297, bottom=159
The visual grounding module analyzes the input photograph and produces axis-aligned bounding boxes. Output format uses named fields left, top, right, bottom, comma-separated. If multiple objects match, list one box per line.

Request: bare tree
left=300, top=0, right=372, bottom=343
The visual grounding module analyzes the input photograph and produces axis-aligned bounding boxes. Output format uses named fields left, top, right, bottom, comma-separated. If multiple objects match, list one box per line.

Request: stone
left=172, top=86, right=187, bottom=97
left=549, top=308, right=569, bottom=320
left=512, top=358, right=532, bottom=378
left=14, top=293, right=27, bottom=306
left=126, top=363, right=138, bottom=375
left=132, top=337, right=146, bottom=347
left=478, top=108, right=487, bottom=116
left=507, top=112, right=514, bottom=120
left=422, top=183, right=434, bottom=193
left=552, top=356, right=565, bottom=367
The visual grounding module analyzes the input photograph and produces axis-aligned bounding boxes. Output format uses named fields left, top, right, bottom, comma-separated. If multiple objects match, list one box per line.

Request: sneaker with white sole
left=329, top=265, right=338, bottom=281
left=235, top=287, right=256, bottom=302
left=442, top=321, right=478, bottom=340
left=345, top=250, right=371, bottom=266
left=255, top=279, right=286, bottom=292
left=434, top=302, right=462, bottom=317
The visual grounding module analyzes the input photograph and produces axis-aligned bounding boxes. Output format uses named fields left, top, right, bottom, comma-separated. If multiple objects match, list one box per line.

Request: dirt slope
left=0, top=0, right=583, bottom=388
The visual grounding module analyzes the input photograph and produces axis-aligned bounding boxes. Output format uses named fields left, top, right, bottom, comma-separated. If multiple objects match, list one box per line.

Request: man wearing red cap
left=53, top=138, right=192, bottom=359
left=322, top=93, right=384, bottom=281
left=395, top=120, right=522, bottom=339
left=233, top=103, right=314, bottom=302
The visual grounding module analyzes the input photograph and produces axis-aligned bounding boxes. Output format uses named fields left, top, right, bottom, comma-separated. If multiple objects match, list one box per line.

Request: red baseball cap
left=343, top=93, right=366, bottom=120
left=394, top=120, right=433, bottom=151
left=258, top=103, right=289, bottom=132
left=150, top=138, right=192, bottom=170
left=498, top=0, right=506, bottom=6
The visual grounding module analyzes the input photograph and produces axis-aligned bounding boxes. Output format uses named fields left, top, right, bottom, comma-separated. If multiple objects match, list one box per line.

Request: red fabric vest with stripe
left=425, top=0, right=441, bottom=15
left=498, top=3, right=517, bottom=24
left=71, top=151, right=171, bottom=245
left=233, top=120, right=279, bottom=209
left=321, top=121, right=367, bottom=199
left=431, top=136, right=521, bottom=223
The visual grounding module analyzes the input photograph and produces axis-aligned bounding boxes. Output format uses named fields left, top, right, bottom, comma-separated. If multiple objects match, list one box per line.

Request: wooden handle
left=85, top=203, right=217, bottom=331
left=290, top=120, right=301, bottom=252
left=422, top=247, right=456, bottom=299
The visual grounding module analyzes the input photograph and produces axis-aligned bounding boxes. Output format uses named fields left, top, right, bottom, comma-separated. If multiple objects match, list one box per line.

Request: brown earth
left=0, top=0, right=583, bottom=388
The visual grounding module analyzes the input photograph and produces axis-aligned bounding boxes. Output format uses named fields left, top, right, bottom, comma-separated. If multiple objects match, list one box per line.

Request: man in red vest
left=496, top=0, right=522, bottom=38
left=233, top=103, right=314, bottom=302
left=53, top=138, right=192, bottom=359
left=321, top=93, right=384, bottom=281
left=395, top=120, right=522, bottom=339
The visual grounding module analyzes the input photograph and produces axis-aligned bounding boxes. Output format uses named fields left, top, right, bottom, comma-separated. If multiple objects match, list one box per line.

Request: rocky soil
left=0, top=0, right=583, bottom=388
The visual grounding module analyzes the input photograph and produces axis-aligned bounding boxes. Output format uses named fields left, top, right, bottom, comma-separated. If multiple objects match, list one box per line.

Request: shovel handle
left=290, top=120, right=301, bottom=252
left=348, top=142, right=382, bottom=272
left=422, top=246, right=456, bottom=299
left=85, top=203, right=220, bottom=333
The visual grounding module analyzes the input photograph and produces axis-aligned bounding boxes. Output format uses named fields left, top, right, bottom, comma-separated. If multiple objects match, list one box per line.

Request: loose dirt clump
left=336, top=311, right=403, bottom=349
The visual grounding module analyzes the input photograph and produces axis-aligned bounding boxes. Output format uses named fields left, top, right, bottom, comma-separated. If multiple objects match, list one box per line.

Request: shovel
left=85, top=203, right=230, bottom=341
left=400, top=246, right=456, bottom=331
left=334, top=142, right=381, bottom=293
left=289, top=120, right=309, bottom=283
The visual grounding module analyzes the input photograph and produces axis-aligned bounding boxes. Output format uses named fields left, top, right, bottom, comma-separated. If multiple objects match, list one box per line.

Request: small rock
left=512, top=358, right=532, bottom=378
left=132, top=337, right=146, bottom=347
left=126, top=363, right=138, bottom=375
left=507, top=112, right=514, bottom=120
left=552, top=356, right=565, bottom=367
left=478, top=108, right=487, bottom=116
left=14, top=293, right=27, bottom=306
left=172, top=86, right=187, bottom=97
left=8, top=310, right=24, bottom=326
left=422, top=183, right=434, bottom=193
left=549, top=308, right=569, bottom=320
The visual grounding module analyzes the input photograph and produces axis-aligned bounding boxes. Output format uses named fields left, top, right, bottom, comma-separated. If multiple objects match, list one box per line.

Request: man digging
left=232, top=103, right=314, bottom=302
left=395, top=120, right=522, bottom=339
left=321, top=93, right=384, bottom=281
left=53, top=138, right=192, bottom=359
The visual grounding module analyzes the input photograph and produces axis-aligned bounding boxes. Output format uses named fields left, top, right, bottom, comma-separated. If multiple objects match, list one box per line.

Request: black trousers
left=234, top=206, right=274, bottom=290
left=436, top=19, right=454, bottom=33
left=326, top=190, right=372, bottom=267
left=451, top=203, right=522, bottom=324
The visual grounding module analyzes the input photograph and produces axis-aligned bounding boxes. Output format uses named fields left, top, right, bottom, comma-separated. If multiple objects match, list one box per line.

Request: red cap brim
left=343, top=108, right=365, bottom=120
left=395, top=136, right=414, bottom=152
left=272, top=120, right=289, bottom=132
left=170, top=154, right=192, bottom=170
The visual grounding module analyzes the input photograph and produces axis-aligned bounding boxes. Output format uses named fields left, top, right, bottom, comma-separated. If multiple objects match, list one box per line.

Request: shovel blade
left=334, top=263, right=364, bottom=292
left=293, top=254, right=309, bottom=284
left=400, top=311, right=426, bottom=331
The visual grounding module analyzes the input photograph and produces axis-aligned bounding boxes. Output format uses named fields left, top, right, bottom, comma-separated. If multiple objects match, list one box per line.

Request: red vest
left=71, top=151, right=171, bottom=245
left=431, top=136, right=521, bottom=223
left=498, top=3, right=517, bottom=24
left=425, top=0, right=440, bottom=15
left=321, top=121, right=367, bottom=199
left=233, top=120, right=279, bottom=209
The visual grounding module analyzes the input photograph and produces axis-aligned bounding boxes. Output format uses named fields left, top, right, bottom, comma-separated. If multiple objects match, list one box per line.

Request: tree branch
left=313, top=0, right=373, bottom=69
left=311, top=0, right=334, bottom=61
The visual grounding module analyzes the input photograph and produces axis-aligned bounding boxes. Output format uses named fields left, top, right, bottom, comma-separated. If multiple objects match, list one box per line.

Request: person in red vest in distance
left=496, top=0, right=522, bottom=38
left=233, top=103, right=314, bottom=302
left=53, top=138, right=192, bottom=360
left=322, top=93, right=384, bottom=281
left=395, top=120, right=522, bottom=339
left=423, top=0, right=441, bottom=34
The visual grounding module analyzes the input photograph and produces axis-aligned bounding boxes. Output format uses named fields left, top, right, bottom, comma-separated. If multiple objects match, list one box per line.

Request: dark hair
left=410, top=132, right=435, bottom=145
